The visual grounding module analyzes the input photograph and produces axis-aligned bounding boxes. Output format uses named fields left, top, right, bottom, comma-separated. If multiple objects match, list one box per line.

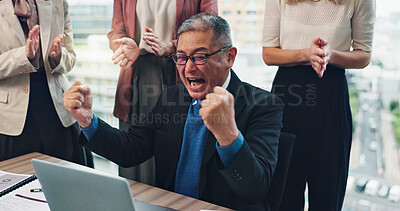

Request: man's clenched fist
left=199, top=86, right=239, bottom=147
left=63, top=81, right=93, bottom=128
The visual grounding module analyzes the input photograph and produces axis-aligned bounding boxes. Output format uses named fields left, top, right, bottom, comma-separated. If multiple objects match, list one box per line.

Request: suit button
left=23, top=88, right=28, bottom=93
left=232, top=169, right=242, bottom=181
left=232, top=175, right=242, bottom=181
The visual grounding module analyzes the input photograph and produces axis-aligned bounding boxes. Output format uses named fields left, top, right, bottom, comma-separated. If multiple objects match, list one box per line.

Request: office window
left=222, top=0, right=232, bottom=7
left=223, top=11, right=232, bottom=16
left=246, top=31, right=256, bottom=38
left=246, top=20, right=257, bottom=26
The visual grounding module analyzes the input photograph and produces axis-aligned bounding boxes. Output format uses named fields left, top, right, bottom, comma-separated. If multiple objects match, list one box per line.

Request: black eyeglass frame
left=171, top=45, right=232, bottom=65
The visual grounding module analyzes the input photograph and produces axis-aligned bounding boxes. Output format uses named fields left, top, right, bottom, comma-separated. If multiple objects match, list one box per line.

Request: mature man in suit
left=64, top=13, right=283, bottom=211
left=0, top=0, right=91, bottom=166
left=108, top=0, right=218, bottom=186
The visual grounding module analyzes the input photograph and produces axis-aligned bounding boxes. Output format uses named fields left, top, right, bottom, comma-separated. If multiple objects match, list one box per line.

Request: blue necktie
left=174, top=99, right=209, bottom=198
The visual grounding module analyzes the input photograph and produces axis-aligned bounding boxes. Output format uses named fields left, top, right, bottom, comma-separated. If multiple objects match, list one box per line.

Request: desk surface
left=0, top=153, right=232, bottom=211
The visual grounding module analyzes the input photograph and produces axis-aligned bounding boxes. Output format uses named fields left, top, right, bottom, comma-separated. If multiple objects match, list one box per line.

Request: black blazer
left=81, top=71, right=284, bottom=211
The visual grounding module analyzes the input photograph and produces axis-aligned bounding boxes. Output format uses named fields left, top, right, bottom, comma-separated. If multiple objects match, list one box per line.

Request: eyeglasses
left=172, top=46, right=232, bottom=65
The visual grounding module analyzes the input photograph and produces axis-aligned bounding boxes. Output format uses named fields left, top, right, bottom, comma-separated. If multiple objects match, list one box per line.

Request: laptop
left=32, top=159, right=174, bottom=211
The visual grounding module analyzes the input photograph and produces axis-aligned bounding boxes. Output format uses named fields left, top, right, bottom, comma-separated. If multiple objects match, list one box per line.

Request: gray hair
left=177, top=13, right=232, bottom=48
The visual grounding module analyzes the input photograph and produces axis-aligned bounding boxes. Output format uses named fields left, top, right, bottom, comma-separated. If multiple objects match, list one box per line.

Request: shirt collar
left=221, top=69, right=231, bottom=90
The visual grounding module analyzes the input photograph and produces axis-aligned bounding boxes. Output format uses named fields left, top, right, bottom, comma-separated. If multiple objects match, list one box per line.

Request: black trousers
left=0, top=71, right=93, bottom=167
left=272, top=65, right=352, bottom=211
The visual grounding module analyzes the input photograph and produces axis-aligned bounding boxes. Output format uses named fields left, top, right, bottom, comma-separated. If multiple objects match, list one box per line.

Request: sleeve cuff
left=216, top=131, right=244, bottom=167
left=80, top=114, right=99, bottom=141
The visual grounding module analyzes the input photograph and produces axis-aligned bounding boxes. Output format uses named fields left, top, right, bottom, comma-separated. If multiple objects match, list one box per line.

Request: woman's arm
left=48, top=0, right=76, bottom=74
left=200, top=0, right=218, bottom=14
left=329, top=49, right=371, bottom=69
left=262, top=47, right=309, bottom=67
left=328, top=0, right=374, bottom=70
left=107, top=0, right=130, bottom=52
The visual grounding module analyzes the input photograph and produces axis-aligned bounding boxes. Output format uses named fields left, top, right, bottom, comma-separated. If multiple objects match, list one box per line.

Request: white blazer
left=0, top=0, right=76, bottom=136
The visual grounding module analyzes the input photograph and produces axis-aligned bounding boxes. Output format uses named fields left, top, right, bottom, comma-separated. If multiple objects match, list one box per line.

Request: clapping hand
left=48, top=34, right=65, bottom=68
left=319, top=39, right=331, bottom=74
left=25, top=25, right=40, bottom=59
left=112, top=37, right=139, bottom=70
left=309, top=37, right=331, bottom=78
left=143, top=27, right=175, bottom=57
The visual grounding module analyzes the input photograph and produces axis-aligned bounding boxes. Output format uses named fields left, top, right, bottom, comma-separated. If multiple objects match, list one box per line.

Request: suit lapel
left=198, top=70, right=246, bottom=196
left=229, top=71, right=247, bottom=119
left=0, top=0, right=25, bottom=45
left=36, top=0, right=52, bottom=58
left=198, top=132, right=216, bottom=196
left=171, top=84, right=192, bottom=160
left=165, top=85, right=192, bottom=189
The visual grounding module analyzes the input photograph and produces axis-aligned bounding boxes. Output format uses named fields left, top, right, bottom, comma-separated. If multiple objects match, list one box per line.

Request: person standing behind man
left=0, top=0, right=92, bottom=167
left=262, top=0, right=375, bottom=210
left=108, top=0, right=217, bottom=185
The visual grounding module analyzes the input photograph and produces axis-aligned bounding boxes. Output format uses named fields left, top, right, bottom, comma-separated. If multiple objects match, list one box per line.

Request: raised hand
left=112, top=37, right=139, bottom=70
left=25, top=25, right=40, bottom=59
left=143, top=27, right=175, bottom=57
left=63, top=81, right=93, bottom=128
left=199, top=86, right=239, bottom=147
left=48, top=34, right=65, bottom=68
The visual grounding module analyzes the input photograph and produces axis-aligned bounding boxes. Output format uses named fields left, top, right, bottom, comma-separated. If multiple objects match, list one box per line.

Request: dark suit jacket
left=81, top=71, right=283, bottom=210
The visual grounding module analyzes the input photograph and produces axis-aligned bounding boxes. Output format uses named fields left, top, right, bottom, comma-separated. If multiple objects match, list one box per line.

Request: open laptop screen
left=32, top=159, right=173, bottom=211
